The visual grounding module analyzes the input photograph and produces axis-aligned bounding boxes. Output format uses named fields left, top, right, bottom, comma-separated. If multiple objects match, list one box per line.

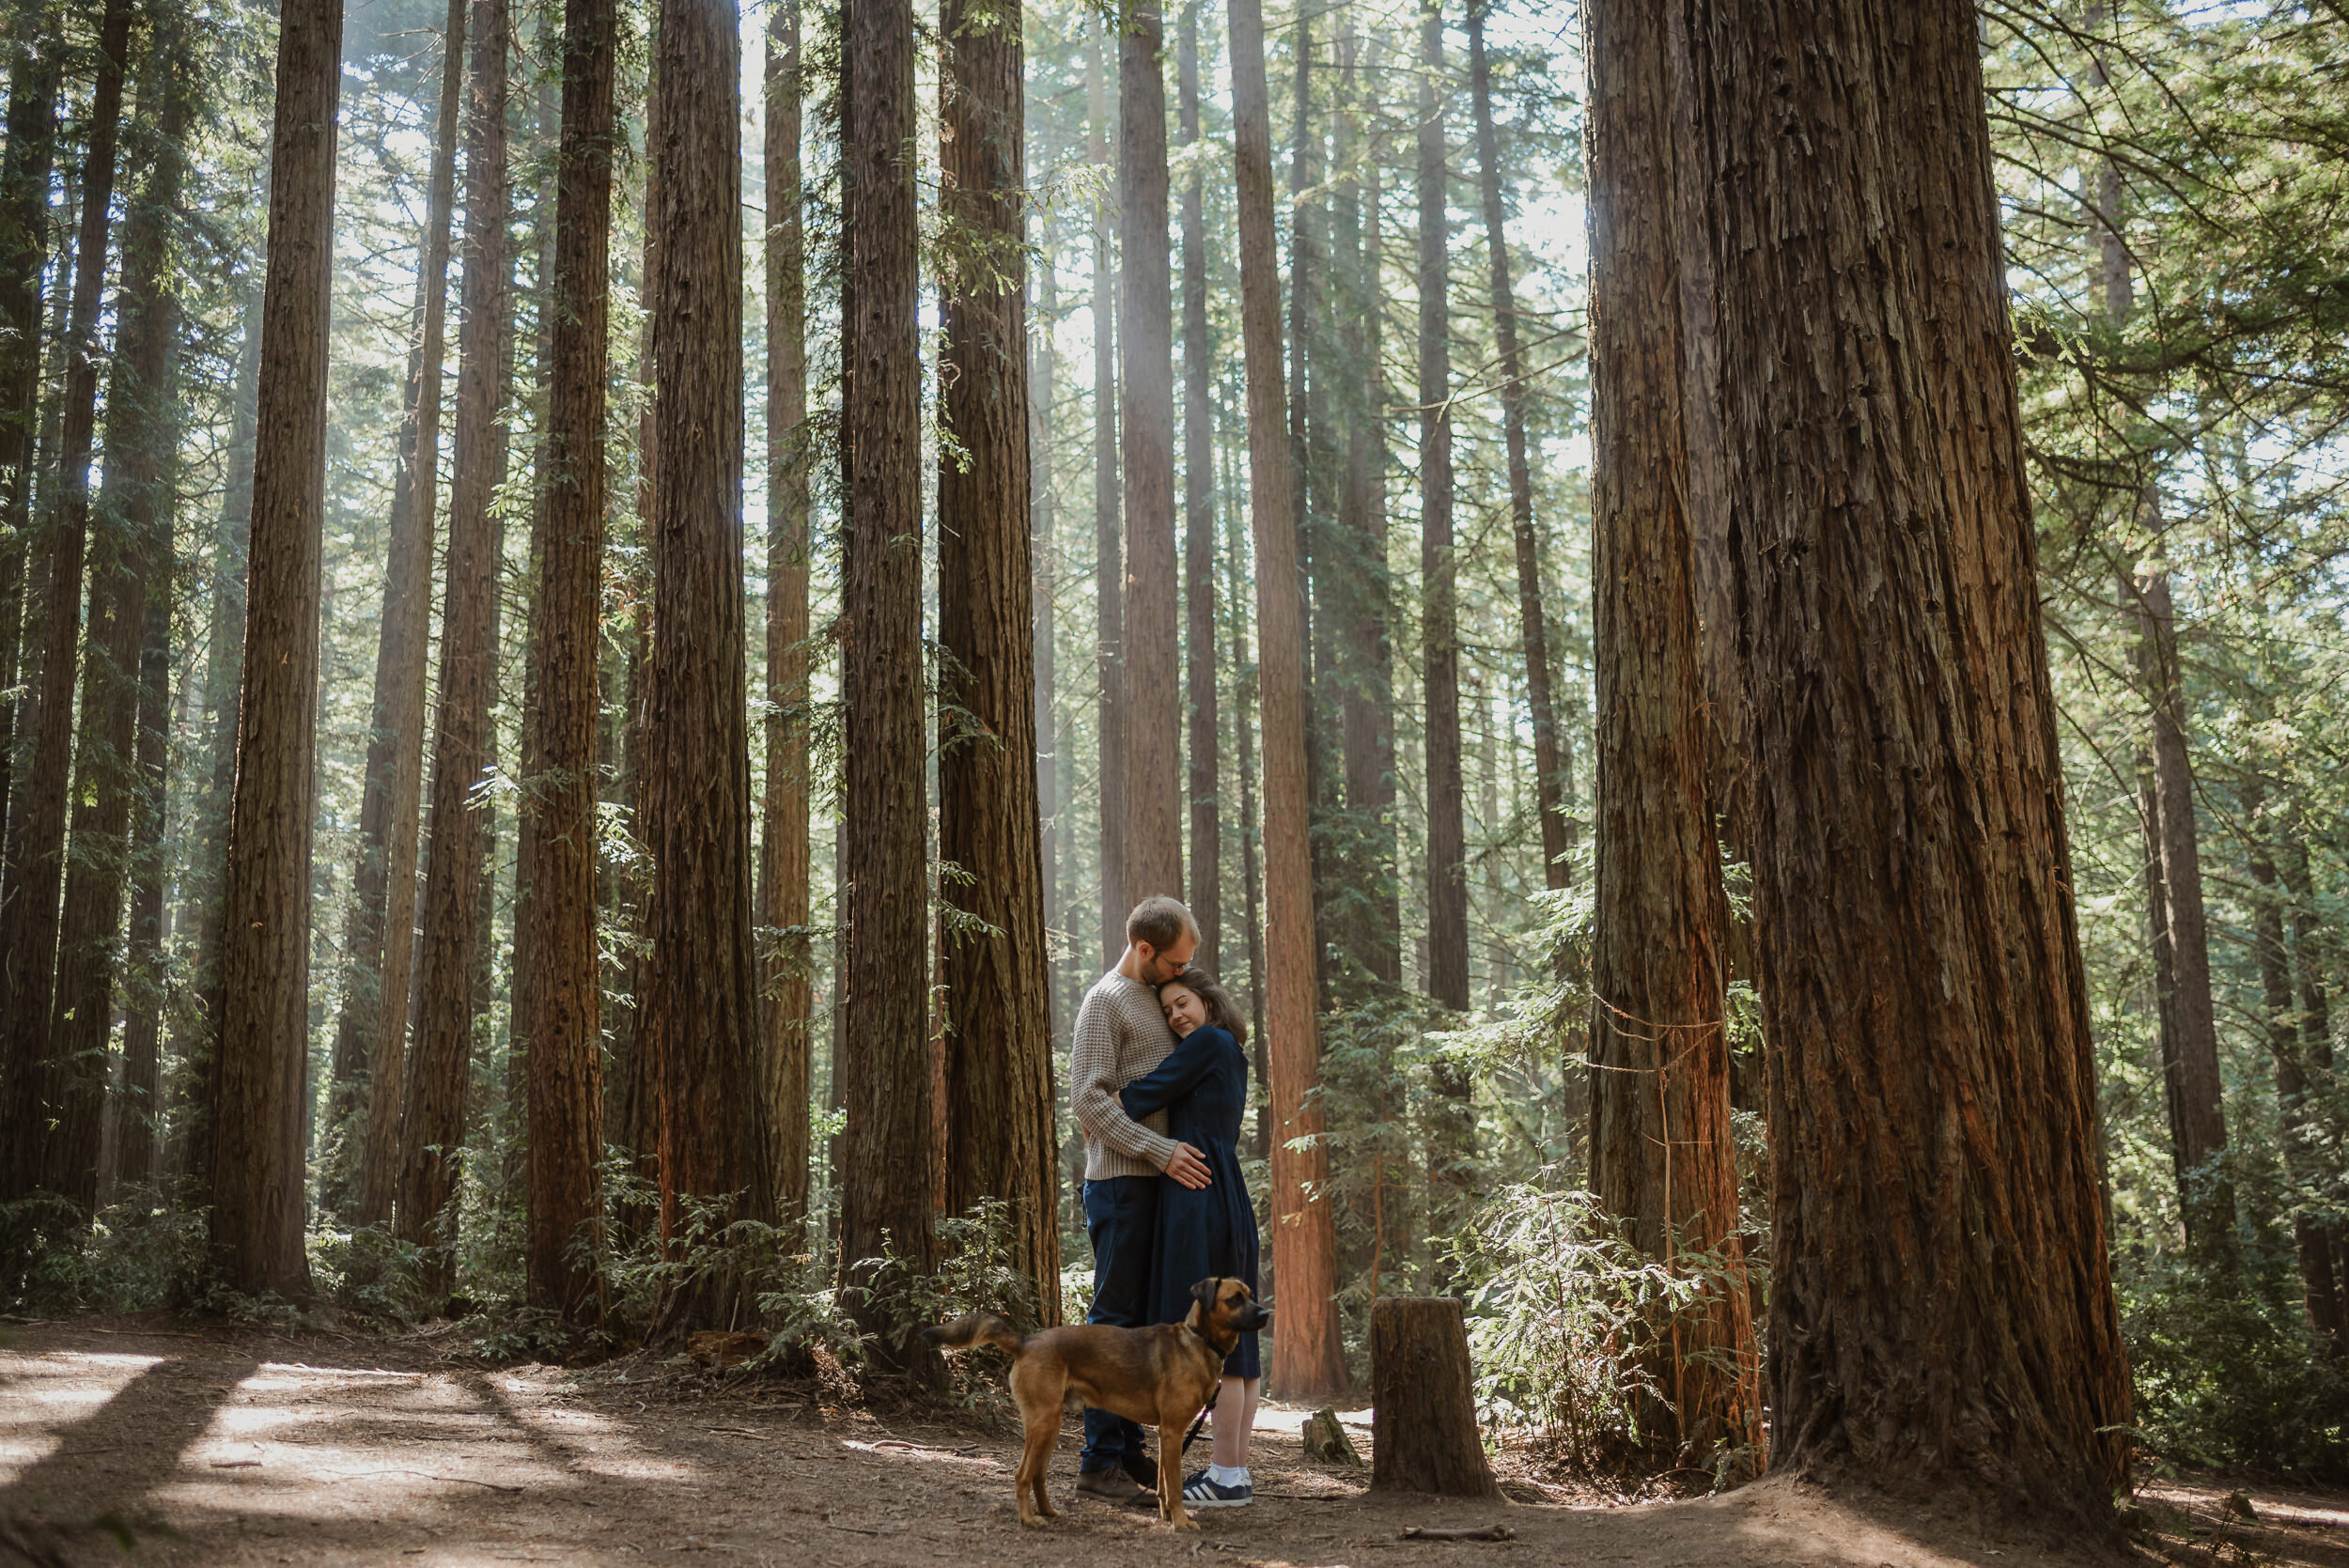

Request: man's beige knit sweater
left=1070, top=970, right=1181, bottom=1181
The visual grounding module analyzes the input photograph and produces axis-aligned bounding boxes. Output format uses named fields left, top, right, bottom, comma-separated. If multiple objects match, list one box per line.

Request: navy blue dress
left=1119, top=1025, right=1262, bottom=1379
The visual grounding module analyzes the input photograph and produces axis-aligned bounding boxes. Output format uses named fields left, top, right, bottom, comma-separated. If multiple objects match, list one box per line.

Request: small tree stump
left=1369, top=1297, right=1500, bottom=1498
left=1301, top=1408, right=1363, bottom=1466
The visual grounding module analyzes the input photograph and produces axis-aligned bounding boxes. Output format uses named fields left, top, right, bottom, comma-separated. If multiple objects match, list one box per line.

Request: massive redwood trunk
left=1227, top=0, right=1346, bottom=1402
left=522, top=0, right=615, bottom=1320
left=210, top=0, right=346, bottom=1295
left=1116, top=0, right=1181, bottom=908
left=1583, top=0, right=1759, bottom=1469
left=1177, top=2, right=1219, bottom=970
left=644, top=0, right=769, bottom=1333
left=840, top=0, right=939, bottom=1369
left=1469, top=0, right=1567, bottom=890
left=0, top=0, right=131, bottom=1205
left=1682, top=0, right=2128, bottom=1521
left=339, top=0, right=467, bottom=1221
left=759, top=0, right=813, bottom=1236
left=936, top=0, right=1058, bottom=1316
left=1088, top=28, right=1123, bottom=960
left=397, top=0, right=511, bottom=1294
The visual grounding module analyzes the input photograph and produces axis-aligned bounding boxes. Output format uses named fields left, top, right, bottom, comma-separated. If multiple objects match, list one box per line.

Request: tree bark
left=210, top=0, right=346, bottom=1296
left=1088, top=28, right=1123, bottom=960
left=0, top=10, right=58, bottom=933
left=1116, top=0, right=1181, bottom=909
left=2279, top=831, right=2347, bottom=1352
left=0, top=0, right=132, bottom=1205
left=841, top=0, right=939, bottom=1370
left=522, top=0, right=616, bottom=1322
left=1227, top=0, right=1346, bottom=1402
left=1368, top=1297, right=1500, bottom=1497
left=759, top=0, right=813, bottom=1239
left=1468, top=0, right=1565, bottom=890
left=49, top=11, right=193, bottom=1215
left=1033, top=257, right=1060, bottom=992
left=937, top=0, right=1059, bottom=1318
left=397, top=0, right=511, bottom=1296
left=2124, top=551, right=2231, bottom=1248
left=1416, top=0, right=1466, bottom=1016
left=643, top=0, right=768, bottom=1336
left=336, top=0, right=468, bottom=1220
left=1583, top=0, right=1760, bottom=1469
left=1681, top=0, right=2129, bottom=1521
left=1225, top=485, right=1270, bottom=1161
left=1178, top=1, right=1218, bottom=967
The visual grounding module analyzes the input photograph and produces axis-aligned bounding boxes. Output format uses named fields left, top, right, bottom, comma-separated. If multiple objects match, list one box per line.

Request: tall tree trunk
left=49, top=13, right=194, bottom=1215
left=210, top=0, right=346, bottom=1295
left=1177, top=2, right=1219, bottom=971
left=1287, top=0, right=1336, bottom=1005
left=0, top=10, right=58, bottom=919
left=1117, top=0, right=1181, bottom=908
left=2279, top=831, right=2347, bottom=1353
left=117, top=503, right=176, bottom=1193
left=1331, top=25, right=1399, bottom=987
left=1583, top=0, right=1760, bottom=1469
left=1225, top=465, right=1269, bottom=1161
left=937, top=0, right=1058, bottom=1316
left=644, top=0, right=768, bottom=1335
left=335, top=0, right=468, bottom=1219
left=522, top=0, right=616, bottom=1322
left=841, top=0, right=939, bottom=1370
left=1683, top=0, right=2128, bottom=1521
left=1416, top=0, right=1465, bottom=1014
left=397, top=0, right=511, bottom=1296
left=759, top=0, right=813, bottom=1239
left=0, top=0, right=132, bottom=1204
left=2246, top=786, right=2343, bottom=1350
left=1033, top=256, right=1060, bottom=986
left=1468, top=0, right=1565, bottom=890
left=2126, top=551, right=2231, bottom=1248
left=176, top=269, right=264, bottom=1193
left=1088, top=28, right=1123, bottom=959
left=1227, top=0, right=1346, bottom=1402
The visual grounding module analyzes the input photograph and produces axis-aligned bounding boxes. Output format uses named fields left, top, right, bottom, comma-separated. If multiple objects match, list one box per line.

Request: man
left=1067, top=895, right=1214, bottom=1506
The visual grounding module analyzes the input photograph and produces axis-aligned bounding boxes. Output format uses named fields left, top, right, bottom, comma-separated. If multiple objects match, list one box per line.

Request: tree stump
left=1369, top=1297, right=1500, bottom=1497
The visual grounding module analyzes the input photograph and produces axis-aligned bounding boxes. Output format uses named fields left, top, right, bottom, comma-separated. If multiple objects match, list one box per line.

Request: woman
left=1117, top=966, right=1262, bottom=1510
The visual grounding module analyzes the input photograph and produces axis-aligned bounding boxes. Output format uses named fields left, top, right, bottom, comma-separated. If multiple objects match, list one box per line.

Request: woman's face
left=1160, top=983, right=1206, bottom=1039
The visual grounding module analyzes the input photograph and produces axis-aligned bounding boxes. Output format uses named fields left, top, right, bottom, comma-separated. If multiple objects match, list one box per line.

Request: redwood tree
left=759, top=0, right=813, bottom=1236
left=522, top=0, right=617, bottom=1320
left=1584, top=0, right=1759, bottom=1467
left=338, top=0, right=467, bottom=1220
left=1178, top=1, right=1219, bottom=970
left=644, top=0, right=769, bottom=1330
left=1088, top=27, right=1123, bottom=961
left=210, top=0, right=347, bottom=1295
left=1227, top=0, right=1346, bottom=1402
left=937, top=0, right=1058, bottom=1316
left=397, top=0, right=511, bottom=1293
left=1682, top=0, right=2128, bottom=1521
left=1416, top=0, right=1466, bottom=1014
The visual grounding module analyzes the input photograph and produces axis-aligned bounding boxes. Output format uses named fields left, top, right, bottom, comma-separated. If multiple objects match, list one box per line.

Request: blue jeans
left=1079, top=1175, right=1159, bottom=1474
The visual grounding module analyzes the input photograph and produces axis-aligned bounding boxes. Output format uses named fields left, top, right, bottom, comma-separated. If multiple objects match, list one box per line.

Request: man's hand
left=1165, top=1142, right=1212, bottom=1190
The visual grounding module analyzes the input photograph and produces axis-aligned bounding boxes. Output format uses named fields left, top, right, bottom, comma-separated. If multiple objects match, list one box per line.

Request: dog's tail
left=922, top=1312, right=1023, bottom=1356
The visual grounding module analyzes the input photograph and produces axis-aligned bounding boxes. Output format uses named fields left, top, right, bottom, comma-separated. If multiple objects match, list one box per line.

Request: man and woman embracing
left=1068, top=895, right=1264, bottom=1511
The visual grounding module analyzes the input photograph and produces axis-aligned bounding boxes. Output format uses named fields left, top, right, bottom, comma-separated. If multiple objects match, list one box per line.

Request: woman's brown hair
left=1160, top=966, right=1248, bottom=1050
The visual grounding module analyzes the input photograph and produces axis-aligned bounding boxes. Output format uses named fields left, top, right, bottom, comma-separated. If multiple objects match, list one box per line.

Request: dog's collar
left=1182, top=1317, right=1237, bottom=1357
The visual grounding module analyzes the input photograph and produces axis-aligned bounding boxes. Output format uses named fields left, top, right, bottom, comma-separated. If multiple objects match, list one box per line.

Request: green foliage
left=309, top=1224, right=435, bottom=1325
left=0, top=1192, right=208, bottom=1316
left=1445, top=1175, right=1764, bottom=1485
left=2119, top=1244, right=2349, bottom=1480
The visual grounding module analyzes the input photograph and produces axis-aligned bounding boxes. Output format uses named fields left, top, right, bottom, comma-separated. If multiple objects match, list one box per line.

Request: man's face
left=1138, top=928, right=1197, bottom=986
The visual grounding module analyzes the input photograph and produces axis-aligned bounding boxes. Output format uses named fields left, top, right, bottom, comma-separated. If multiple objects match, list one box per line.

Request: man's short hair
left=1126, top=896, right=1196, bottom=952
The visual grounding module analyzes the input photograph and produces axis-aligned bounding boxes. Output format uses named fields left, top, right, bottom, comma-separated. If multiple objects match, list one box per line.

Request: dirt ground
left=2, top=1315, right=2341, bottom=1568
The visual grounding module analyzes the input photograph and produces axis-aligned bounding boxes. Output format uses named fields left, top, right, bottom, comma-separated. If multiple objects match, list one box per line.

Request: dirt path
left=0, top=1317, right=2334, bottom=1567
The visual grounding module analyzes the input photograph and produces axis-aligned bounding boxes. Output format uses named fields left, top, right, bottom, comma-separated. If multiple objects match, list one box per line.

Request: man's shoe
left=1119, top=1451, right=1159, bottom=1492
left=1076, top=1468, right=1155, bottom=1508
left=1181, top=1470, right=1252, bottom=1509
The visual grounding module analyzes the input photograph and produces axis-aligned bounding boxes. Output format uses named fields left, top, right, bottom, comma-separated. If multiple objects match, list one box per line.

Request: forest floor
left=1, top=1315, right=2341, bottom=1568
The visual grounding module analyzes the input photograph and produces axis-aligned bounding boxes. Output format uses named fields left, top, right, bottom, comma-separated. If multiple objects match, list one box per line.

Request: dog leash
left=1179, top=1380, right=1221, bottom=1456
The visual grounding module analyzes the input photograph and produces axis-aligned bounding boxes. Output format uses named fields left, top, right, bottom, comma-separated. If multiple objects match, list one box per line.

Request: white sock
left=1207, top=1464, right=1250, bottom=1487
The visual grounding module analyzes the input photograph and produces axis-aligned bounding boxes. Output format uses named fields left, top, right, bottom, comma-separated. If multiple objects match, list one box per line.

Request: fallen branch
left=1401, top=1524, right=1515, bottom=1542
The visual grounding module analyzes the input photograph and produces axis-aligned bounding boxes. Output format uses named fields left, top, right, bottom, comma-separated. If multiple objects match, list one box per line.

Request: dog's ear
left=1190, top=1278, right=1219, bottom=1309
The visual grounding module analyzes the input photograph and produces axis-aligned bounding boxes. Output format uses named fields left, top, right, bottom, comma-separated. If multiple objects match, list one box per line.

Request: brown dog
left=924, top=1277, right=1269, bottom=1530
